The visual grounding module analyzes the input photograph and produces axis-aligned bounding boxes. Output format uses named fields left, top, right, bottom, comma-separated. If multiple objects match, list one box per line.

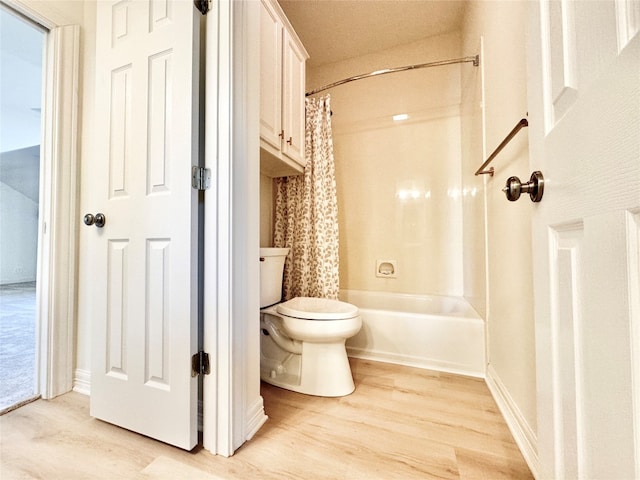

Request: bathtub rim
left=339, top=288, right=483, bottom=320
left=340, top=288, right=486, bottom=378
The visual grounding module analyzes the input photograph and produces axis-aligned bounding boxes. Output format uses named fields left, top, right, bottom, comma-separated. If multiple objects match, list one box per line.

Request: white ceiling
left=278, top=0, right=467, bottom=68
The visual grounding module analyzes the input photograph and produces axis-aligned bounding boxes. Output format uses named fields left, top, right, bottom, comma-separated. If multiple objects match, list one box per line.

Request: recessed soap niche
left=376, top=260, right=397, bottom=278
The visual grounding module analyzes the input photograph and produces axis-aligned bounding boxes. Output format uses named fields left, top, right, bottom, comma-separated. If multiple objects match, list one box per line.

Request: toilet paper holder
left=502, top=171, right=544, bottom=203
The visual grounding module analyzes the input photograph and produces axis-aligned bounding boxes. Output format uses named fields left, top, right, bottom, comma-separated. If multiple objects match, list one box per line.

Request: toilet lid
left=276, top=297, right=359, bottom=320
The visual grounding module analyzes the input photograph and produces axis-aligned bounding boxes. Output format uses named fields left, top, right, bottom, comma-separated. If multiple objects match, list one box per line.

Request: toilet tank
left=260, top=247, right=290, bottom=308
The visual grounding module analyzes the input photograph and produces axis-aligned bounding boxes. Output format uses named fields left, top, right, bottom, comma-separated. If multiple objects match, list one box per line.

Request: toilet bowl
left=260, top=248, right=362, bottom=397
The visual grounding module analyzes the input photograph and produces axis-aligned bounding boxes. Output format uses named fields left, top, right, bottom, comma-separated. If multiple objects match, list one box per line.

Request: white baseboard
left=347, top=347, right=485, bottom=379
left=244, top=396, right=268, bottom=441
left=486, top=364, right=539, bottom=478
left=73, top=368, right=90, bottom=396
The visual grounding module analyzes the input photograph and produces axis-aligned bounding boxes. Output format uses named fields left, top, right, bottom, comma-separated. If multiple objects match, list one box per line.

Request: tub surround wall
left=462, top=1, right=537, bottom=472
left=308, top=32, right=465, bottom=298
left=460, top=38, right=486, bottom=320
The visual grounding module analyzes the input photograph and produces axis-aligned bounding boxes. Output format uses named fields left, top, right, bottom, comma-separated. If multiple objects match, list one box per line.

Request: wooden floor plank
left=0, top=359, right=533, bottom=479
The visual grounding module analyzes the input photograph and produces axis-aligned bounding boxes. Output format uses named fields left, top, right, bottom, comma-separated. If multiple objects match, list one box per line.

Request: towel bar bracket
left=474, top=118, right=528, bottom=176
left=477, top=167, right=495, bottom=176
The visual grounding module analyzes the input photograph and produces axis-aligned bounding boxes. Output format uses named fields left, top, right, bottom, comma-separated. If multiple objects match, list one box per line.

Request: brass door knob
left=502, top=171, right=544, bottom=202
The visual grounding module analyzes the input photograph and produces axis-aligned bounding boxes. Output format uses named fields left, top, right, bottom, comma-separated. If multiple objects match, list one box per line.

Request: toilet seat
left=276, top=297, right=359, bottom=320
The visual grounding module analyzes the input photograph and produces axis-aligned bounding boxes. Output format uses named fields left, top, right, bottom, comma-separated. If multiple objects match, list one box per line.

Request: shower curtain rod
left=305, top=54, right=479, bottom=97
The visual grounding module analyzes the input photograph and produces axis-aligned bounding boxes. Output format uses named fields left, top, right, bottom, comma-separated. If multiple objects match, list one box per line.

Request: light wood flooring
left=0, top=359, right=533, bottom=479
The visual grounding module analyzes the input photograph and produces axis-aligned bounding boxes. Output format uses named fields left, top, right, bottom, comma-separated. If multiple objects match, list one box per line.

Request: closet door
left=88, top=0, right=200, bottom=450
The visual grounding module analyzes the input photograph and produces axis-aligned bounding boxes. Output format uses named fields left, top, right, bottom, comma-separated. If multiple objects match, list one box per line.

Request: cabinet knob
left=287, top=137, right=292, bottom=145
left=279, top=130, right=284, bottom=139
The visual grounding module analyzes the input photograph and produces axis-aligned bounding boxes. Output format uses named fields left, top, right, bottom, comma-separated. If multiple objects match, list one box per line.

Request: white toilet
left=260, top=248, right=362, bottom=397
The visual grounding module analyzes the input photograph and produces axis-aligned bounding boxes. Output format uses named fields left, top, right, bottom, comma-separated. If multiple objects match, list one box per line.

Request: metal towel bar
left=475, top=118, right=529, bottom=176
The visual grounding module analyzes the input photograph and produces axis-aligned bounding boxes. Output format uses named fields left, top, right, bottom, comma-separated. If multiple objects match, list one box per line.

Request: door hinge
left=194, top=0, right=209, bottom=15
left=191, top=351, right=211, bottom=377
left=192, top=166, right=211, bottom=191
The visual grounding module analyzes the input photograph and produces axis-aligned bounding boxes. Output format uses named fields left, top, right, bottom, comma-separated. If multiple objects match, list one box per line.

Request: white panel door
left=89, top=0, right=200, bottom=450
left=528, top=0, right=640, bottom=478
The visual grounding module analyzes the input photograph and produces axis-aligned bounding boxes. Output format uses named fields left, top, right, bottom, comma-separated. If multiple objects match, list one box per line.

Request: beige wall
left=308, top=32, right=465, bottom=296
left=462, top=0, right=537, bottom=436
left=260, top=173, right=273, bottom=247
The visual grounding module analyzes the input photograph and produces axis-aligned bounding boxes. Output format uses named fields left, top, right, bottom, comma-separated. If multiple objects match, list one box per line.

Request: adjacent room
left=0, top=4, right=44, bottom=414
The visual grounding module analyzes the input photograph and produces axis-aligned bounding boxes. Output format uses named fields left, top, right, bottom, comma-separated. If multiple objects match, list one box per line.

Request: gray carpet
left=0, top=282, right=37, bottom=412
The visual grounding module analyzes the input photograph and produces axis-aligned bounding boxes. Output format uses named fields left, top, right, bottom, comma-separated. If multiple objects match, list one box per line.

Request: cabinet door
left=260, top=0, right=282, bottom=151
left=281, top=27, right=307, bottom=167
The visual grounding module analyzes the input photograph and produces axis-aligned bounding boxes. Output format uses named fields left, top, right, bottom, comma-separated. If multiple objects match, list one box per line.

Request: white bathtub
left=340, top=290, right=486, bottom=377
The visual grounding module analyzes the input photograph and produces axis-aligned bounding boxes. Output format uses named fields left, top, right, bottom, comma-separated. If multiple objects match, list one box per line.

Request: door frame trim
left=4, top=0, right=80, bottom=400
left=203, top=0, right=264, bottom=456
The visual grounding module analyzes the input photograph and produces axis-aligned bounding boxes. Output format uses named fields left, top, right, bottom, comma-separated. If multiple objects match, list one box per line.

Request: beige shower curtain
left=273, top=95, right=339, bottom=300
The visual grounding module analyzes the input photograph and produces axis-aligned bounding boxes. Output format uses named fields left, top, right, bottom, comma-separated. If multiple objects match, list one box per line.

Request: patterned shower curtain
left=273, top=95, right=339, bottom=300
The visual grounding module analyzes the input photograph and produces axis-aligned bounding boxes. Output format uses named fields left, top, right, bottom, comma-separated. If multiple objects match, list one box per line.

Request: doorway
left=0, top=4, right=45, bottom=413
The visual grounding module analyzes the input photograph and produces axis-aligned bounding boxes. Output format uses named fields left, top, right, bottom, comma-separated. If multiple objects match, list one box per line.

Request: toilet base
left=260, top=338, right=356, bottom=397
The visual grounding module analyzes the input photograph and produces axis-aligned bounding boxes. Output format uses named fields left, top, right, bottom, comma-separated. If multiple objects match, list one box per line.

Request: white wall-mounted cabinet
left=260, top=0, right=308, bottom=177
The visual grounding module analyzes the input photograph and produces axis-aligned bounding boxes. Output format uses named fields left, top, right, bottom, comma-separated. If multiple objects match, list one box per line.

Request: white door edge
left=203, top=0, right=264, bottom=456
left=203, top=0, right=232, bottom=456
